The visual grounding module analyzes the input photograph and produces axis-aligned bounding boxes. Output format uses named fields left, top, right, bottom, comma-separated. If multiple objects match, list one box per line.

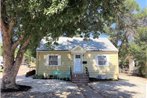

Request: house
left=36, top=37, right=119, bottom=82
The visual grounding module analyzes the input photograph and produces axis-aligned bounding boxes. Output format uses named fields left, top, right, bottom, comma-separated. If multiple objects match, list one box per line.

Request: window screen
left=49, top=55, right=58, bottom=65
left=97, top=56, right=107, bottom=66
left=75, top=55, right=81, bottom=58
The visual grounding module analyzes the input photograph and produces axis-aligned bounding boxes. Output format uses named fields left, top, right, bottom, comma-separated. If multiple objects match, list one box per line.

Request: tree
left=0, top=0, right=125, bottom=90
left=0, top=42, right=2, bottom=56
left=109, top=0, right=140, bottom=67
left=130, top=9, right=147, bottom=76
left=129, top=26, right=147, bottom=77
left=109, top=0, right=147, bottom=75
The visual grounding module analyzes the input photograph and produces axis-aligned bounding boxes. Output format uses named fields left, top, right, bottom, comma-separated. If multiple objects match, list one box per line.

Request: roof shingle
left=37, top=37, right=118, bottom=52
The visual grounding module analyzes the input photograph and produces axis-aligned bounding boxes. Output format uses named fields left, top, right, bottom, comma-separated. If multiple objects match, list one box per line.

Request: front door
left=74, top=54, right=83, bottom=73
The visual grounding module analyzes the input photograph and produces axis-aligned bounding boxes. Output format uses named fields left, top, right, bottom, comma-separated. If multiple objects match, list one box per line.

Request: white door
left=74, top=54, right=83, bottom=73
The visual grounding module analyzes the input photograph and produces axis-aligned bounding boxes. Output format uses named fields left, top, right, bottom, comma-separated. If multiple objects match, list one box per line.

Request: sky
left=0, top=0, right=147, bottom=42
left=136, top=0, right=147, bottom=9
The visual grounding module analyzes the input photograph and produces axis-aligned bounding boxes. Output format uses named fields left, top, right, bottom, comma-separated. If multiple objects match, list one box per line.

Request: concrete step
left=72, top=77, right=89, bottom=79
left=72, top=75, right=88, bottom=78
left=72, top=80, right=89, bottom=82
left=72, top=74, right=89, bottom=78
left=72, top=78, right=89, bottom=80
left=71, top=73, right=89, bottom=83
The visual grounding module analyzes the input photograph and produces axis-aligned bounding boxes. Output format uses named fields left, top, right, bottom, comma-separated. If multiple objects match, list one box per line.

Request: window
left=48, top=55, right=61, bottom=66
left=96, top=55, right=109, bottom=66
left=75, top=55, right=81, bottom=58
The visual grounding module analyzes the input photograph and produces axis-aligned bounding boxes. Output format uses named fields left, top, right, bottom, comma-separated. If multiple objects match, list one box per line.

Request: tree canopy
left=1, top=0, right=126, bottom=56
left=129, top=21, right=147, bottom=77
left=1, top=0, right=126, bottom=90
left=109, top=0, right=147, bottom=76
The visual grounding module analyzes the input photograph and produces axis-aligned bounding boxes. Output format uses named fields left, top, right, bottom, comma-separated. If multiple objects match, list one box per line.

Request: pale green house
left=36, top=37, right=119, bottom=82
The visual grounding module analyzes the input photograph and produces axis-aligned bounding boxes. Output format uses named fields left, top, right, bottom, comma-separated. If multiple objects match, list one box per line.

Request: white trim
left=95, top=54, right=109, bottom=66
left=58, top=55, right=61, bottom=66
left=44, top=55, right=49, bottom=66
left=73, top=54, right=83, bottom=73
left=71, top=45, right=86, bottom=54
left=47, top=54, right=61, bottom=66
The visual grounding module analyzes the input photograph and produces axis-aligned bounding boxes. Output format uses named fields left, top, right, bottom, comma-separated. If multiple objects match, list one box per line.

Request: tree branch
left=12, top=34, right=24, bottom=51
left=0, top=19, right=8, bottom=34
left=20, top=36, right=31, bottom=52
left=0, top=19, right=12, bottom=52
left=8, top=19, right=15, bottom=34
left=14, top=35, right=31, bottom=67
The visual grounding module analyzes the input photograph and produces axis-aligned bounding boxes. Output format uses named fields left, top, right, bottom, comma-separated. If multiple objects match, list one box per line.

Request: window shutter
left=58, top=55, right=61, bottom=66
left=44, top=55, right=49, bottom=66
left=95, top=56, right=98, bottom=65
left=106, top=55, right=109, bottom=66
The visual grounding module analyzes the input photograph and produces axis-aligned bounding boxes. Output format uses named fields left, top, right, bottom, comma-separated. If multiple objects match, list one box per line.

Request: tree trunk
left=128, top=56, right=135, bottom=74
left=1, top=35, right=30, bottom=90
left=1, top=53, right=24, bottom=90
left=1, top=39, right=29, bottom=90
left=1, top=2, right=31, bottom=90
left=1, top=19, right=30, bottom=90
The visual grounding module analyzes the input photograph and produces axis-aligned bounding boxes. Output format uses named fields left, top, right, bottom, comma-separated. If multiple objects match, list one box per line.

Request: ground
left=0, top=65, right=147, bottom=98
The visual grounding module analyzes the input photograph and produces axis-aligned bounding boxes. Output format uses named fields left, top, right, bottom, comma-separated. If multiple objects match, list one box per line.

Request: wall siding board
left=37, top=51, right=72, bottom=76
left=36, top=51, right=119, bottom=79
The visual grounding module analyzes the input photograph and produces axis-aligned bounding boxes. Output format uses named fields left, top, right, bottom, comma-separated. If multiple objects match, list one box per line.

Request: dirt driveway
left=1, top=65, right=147, bottom=98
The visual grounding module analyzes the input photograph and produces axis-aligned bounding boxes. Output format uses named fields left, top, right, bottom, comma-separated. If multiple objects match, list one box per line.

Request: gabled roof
left=37, top=37, right=118, bottom=52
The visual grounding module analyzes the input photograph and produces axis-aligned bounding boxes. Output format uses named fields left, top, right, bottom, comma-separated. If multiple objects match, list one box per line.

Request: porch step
left=71, top=73, right=89, bottom=84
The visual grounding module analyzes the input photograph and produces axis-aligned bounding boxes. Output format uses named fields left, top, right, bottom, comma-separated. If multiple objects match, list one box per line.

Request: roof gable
left=71, top=46, right=86, bottom=54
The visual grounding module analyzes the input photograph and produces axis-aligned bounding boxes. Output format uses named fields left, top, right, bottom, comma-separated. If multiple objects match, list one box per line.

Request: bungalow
left=36, top=37, right=119, bottom=82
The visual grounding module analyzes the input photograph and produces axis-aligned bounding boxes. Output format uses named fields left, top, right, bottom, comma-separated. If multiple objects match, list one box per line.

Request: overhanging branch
left=20, top=35, right=31, bottom=51
left=14, top=35, right=31, bottom=66
left=8, top=19, right=15, bottom=35
left=12, top=34, right=24, bottom=51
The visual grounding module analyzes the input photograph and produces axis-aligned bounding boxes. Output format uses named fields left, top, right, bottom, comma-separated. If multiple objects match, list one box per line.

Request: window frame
left=96, top=55, right=109, bottom=66
left=48, top=54, right=61, bottom=66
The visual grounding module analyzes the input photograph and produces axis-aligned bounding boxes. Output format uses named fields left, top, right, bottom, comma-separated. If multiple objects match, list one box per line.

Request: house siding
left=36, top=51, right=119, bottom=79
left=36, top=51, right=73, bottom=77
left=83, top=51, right=119, bottom=79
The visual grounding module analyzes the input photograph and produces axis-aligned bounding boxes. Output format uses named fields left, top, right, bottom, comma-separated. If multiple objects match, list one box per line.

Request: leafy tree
left=129, top=27, right=147, bottom=77
left=109, top=0, right=147, bottom=75
left=109, top=0, right=140, bottom=66
left=1, top=0, right=125, bottom=90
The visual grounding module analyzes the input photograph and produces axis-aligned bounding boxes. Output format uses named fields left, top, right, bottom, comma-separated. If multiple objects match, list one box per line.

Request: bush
left=33, top=74, right=44, bottom=79
left=139, top=65, right=147, bottom=78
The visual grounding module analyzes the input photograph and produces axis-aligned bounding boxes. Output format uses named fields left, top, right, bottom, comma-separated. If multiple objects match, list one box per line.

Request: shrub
left=33, top=74, right=44, bottom=79
left=139, top=65, right=147, bottom=78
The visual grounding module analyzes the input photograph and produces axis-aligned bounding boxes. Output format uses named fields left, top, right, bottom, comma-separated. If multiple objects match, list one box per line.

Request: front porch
left=70, top=46, right=89, bottom=84
left=71, top=67, right=89, bottom=84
